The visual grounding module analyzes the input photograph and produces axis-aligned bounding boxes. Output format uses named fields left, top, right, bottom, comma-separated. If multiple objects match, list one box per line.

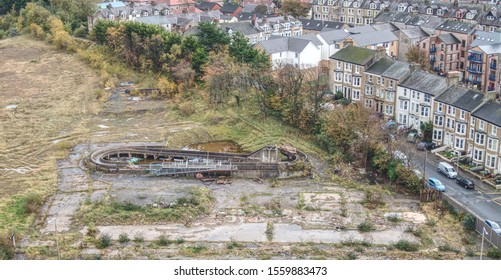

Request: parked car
left=485, top=220, right=501, bottom=235
left=407, top=132, right=420, bottom=143
left=456, top=176, right=475, bottom=189
left=427, top=177, right=446, bottom=192
left=416, top=141, right=436, bottom=151
left=437, top=162, right=458, bottom=178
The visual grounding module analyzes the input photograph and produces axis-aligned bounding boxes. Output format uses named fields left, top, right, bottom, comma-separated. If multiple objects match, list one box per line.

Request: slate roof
left=257, top=37, right=316, bottom=53
left=399, top=70, right=448, bottom=96
left=472, top=101, right=501, bottom=127
left=350, top=29, right=398, bottom=47
left=300, top=19, right=345, bottom=31
left=220, top=22, right=261, bottom=36
left=400, top=27, right=428, bottom=39
left=237, top=12, right=265, bottom=21
left=347, top=25, right=376, bottom=34
left=471, top=30, right=501, bottom=47
left=366, top=57, right=396, bottom=76
left=435, top=86, right=485, bottom=112
left=317, top=29, right=350, bottom=44
left=220, top=3, right=241, bottom=14
left=330, top=45, right=376, bottom=65
left=436, top=20, right=476, bottom=34
left=478, top=44, right=501, bottom=55
left=196, top=1, right=220, bottom=11
left=366, top=57, right=410, bottom=80
left=294, top=33, right=323, bottom=46
left=438, top=33, right=460, bottom=45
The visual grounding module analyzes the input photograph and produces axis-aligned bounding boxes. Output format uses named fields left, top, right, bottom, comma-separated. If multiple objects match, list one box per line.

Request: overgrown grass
left=156, top=235, right=172, bottom=246
left=118, top=233, right=130, bottom=244
left=393, top=240, right=420, bottom=252
left=75, top=187, right=213, bottom=226
left=96, top=233, right=112, bottom=249
left=265, top=222, right=274, bottom=242
left=357, top=220, right=374, bottom=232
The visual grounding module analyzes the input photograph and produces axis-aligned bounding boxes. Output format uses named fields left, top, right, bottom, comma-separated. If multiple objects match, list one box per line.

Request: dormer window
left=370, top=3, right=376, bottom=9
left=426, top=8, right=433, bottom=15
left=344, top=1, right=350, bottom=7
left=273, top=24, right=279, bottom=31
left=328, top=0, right=334, bottom=5
left=353, top=1, right=358, bottom=8
left=380, top=3, right=385, bottom=10
left=437, top=9, right=443, bottom=16
left=120, top=11, right=126, bottom=19
left=154, top=10, right=159, bottom=15
left=109, top=14, right=115, bottom=20
left=409, top=6, right=414, bottom=12
left=398, top=5, right=405, bottom=12
left=488, top=15, right=495, bottom=20
left=466, top=13, right=474, bottom=19
left=317, top=0, right=322, bottom=5
left=457, top=11, right=463, bottom=18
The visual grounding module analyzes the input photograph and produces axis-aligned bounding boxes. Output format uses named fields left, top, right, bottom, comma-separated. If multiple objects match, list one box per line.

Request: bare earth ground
left=0, top=36, right=483, bottom=259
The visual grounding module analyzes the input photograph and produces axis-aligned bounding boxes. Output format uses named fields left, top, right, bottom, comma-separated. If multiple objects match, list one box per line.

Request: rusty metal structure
left=86, top=145, right=309, bottom=179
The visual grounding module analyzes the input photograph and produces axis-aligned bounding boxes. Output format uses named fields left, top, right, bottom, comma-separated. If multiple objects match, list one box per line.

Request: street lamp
left=48, top=218, right=60, bottom=259
left=480, top=226, right=488, bottom=260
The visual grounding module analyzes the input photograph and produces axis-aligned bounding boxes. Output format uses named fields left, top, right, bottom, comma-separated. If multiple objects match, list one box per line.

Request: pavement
left=411, top=149, right=501, bottom=226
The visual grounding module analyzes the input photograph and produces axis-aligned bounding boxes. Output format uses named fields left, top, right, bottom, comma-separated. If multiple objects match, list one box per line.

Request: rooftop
left=349, top=29, right=398, bottom=47
left=330, top=45, right=376, bottom=65
left=435, top=86, right=485, bottom=112
left=436, top=20, right=476, bottom=34
left=472, top=101, right=501, bottom=127
left=399, top=70, right=448, bottom=96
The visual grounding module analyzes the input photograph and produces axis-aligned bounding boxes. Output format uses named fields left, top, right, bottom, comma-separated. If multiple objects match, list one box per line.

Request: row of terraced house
left=329, top=43, right=501, bottom=174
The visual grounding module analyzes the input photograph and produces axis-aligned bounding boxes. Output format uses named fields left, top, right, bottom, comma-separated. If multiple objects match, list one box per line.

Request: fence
left=442, top=194, right=501, bottom=251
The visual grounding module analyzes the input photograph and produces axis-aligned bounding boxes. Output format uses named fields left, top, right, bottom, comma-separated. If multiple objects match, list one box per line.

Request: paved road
left=410, top=150, right=501, bottom=226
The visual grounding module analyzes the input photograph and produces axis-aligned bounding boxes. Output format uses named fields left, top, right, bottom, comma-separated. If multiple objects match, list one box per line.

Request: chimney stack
left=375, top=45, right=386, bottom=61
left=263, top=16, right=268, bottom=24
left=252, top=13, right=256, bottom=26
left=446, top=71, right=461, bottom=87
left=409, top=62, right=421, bottom=74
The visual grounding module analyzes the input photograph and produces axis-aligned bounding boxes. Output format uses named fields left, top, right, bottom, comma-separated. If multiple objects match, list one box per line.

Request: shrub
left=386, top=214, right=402, bottom=223
left=393, top=240, right=420, bottom=252
left=133, top=233, right=144, bottom=243
left=462, top=214, right=476, bottom=231
left=357, top=220, right=374, bottom=232
left=0, top=235, right=15, bottom=260
left=265, top=222, right=274, bottom=242
left=19, top=194, right=44, bottom=216
left=96, top=233, right=112, bottom=248
left=73, top=26, right=87, bottom=38
left=487, top=247, right=501, bottom=259
left=227, top=241, right=244, bottom=249
left=118, top=233, right=130, bottom=244
left=86, top=225, right=98, bottom=238
left=156, top=235, right=171, bottom=246
left=178, top=102, right=195, bottom=117
left=438, top=243, right=459, bottom=253
left=29, top=23, right=45, bottom=39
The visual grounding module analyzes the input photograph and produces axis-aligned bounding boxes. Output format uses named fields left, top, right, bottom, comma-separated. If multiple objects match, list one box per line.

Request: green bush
left=393, top=240, right=420, bottom=252
left=156, top=235, right=172, bottom=246
left=73, top=26, right=87, bottom=38
left=17, top=194, right=44, bottom=216
left=487, top=247, right=501, bottom=259
left=357, top=220, right=374, bottom=232
left=462, top=214, right=476, bottom=231
left=118, top=233, right=130, bottom=244
left=96, top=233, right=112, bottom=248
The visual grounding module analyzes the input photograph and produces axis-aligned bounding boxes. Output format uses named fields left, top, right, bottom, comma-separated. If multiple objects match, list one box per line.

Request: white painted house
left=255, top=36, right=321, bottom=69
left=396, top=70, right=448, bottom=132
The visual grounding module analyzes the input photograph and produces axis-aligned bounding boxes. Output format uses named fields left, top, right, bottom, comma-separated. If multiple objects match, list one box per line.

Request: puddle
left=184, top=141, right=245, bottom=153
